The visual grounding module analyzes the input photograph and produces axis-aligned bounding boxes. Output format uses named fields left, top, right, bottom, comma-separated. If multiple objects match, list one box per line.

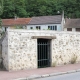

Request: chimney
left=65, top=16, right=68, bottom=22
left=57, top=11, right=60, bottom=14
left=62, top=10, right=64, bottom=19
left=61, top=10, right=65, bottom=31
left=14, top=16, right=17, bottom=20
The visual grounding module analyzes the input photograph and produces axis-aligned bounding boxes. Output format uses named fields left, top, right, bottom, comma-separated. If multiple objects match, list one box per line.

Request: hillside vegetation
left=0, top=0, right=80, bottom=18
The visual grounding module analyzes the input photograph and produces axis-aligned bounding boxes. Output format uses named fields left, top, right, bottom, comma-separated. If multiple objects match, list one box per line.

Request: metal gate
left=37, top=39, right=51, bottom=68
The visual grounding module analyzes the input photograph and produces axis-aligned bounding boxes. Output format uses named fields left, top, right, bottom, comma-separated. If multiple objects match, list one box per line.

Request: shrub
left=52, top=61, right=57, bottom=67
left=70, top=54, right=77, bottom=64
left=47, top=28, right=50, bottom=30
left=64, top=62, right=67, bottom=65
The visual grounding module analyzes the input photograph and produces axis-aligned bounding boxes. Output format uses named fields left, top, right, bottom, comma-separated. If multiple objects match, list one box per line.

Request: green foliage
left=52, top=61, right=57, bottom=67
left=47, top=28, right=50, bottom=30
left=14, top=26, right=23, bottom=29
left=0, top=0, right=3, bottom=28
left=70, top=54, right=77, bottom=64
left=0, top=18, right=2, bottom=28
left=0, top=0, right=80, bottom=18
left=0, top=0, right=3, bottom=16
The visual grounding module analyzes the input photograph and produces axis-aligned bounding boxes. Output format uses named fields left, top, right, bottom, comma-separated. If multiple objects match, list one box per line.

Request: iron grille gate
left=37, top=39, right=51, bottom=68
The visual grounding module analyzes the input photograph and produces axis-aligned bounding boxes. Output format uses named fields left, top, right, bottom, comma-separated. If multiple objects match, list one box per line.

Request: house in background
left=1, top=12, right=65, bottom=32
left=2, top=18, right=31, bottom=32
left=27, top=15, right=65, bottom=31
left=2, top=16, right=80, bottom=32
left=64, top=18, right=80, bottom=32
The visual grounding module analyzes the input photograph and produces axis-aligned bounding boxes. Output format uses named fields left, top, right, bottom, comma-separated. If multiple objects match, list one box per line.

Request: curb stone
left=41, top=74, right=50, bottom=77
left=13, top=78, right=27, bottom=80
left=27, top=75, right=42, bottom=80
left=13, top=69, right=80, bottom=80
left=76, top=69, right=80, bottom=72
left=49, top=72, right=67, bottom=76
left=67, top=70, right=76, bottom=73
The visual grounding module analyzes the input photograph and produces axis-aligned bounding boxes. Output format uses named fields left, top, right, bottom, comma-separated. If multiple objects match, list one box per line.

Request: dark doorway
left=37, top=39, right=51, bottom=68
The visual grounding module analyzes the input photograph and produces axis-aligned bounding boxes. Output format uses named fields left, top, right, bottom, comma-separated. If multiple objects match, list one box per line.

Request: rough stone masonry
left=2, top=29, right=80, bottom=71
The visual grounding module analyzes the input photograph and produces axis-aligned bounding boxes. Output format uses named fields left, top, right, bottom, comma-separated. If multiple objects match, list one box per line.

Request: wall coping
left=7, top=29, right=80, bottom=35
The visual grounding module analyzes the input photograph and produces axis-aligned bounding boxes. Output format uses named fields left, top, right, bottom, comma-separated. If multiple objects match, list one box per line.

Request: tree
left=0, top=0, right=3, bottom=29
left=2, top=0, right=15, bottom=18
left=2, top=0, right=27, bottom=18
left=1, top=0, right=80, bottom=18
left=14, top=0, right=27, bottom=17
left=0, top=0, right=3, bottom=16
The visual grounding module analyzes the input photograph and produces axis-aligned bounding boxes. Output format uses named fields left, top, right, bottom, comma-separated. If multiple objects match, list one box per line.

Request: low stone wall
left=0, top=42, right=2, bottom=68
left=2, top=29, right=80, bottom=71
left=2, top=33, right=8, bottom=70
left=0, top=58, right=2, bottom=64
left=0, top=45, right=2, bottom=58
left=0, top=52, right=1, bottom=68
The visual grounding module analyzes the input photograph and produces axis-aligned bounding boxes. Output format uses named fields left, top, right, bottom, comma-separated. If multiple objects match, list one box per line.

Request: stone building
left=1, top=29, right=80, bottom=71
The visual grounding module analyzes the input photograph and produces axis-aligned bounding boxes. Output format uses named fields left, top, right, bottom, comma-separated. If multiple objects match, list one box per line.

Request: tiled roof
left=64, top=19, right=80, bottom=28
left=28, top=15, right=62, bottom=25
left=2, top=18, right=31, bottom=26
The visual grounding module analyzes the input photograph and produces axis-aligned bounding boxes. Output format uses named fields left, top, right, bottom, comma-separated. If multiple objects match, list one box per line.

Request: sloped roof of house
left=2, top=18, right=31, bottom=26
left=28, top=15, right=62, bottom=25
left=64, top=19, right=80, bottom=28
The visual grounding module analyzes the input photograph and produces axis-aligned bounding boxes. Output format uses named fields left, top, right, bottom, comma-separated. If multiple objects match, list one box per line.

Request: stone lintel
left=31, top=36, right=56, bottom=39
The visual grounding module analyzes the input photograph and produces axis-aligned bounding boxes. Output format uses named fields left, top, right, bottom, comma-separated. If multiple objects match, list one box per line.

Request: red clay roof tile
left=2, top=18, right=31, bottom=26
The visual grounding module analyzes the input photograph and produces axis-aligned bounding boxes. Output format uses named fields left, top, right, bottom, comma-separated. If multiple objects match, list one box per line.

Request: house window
left=76, top=28, right=80, bottom=32
left=48, top=26, right=50, bottom=30
left=36, top=26, right=41, bottom=30
left=30, top=27, right=33, bottom=29
left=67, top=28, right=72, bottom=31
left=48, top=25, right=57, bottom=30
left=55, top=25, right=57, bottom=30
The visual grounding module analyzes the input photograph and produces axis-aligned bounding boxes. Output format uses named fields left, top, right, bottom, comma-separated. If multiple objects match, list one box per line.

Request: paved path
left=0, top=63, right=80, bottom=80
left=33, top=71, right=80, bottom=80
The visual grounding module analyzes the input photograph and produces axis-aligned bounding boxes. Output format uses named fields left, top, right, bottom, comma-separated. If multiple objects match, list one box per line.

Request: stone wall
left=0, top=45, right=2, bottom=58
left=8, top=30, right=37, bottom=71
left=0, top=45, right=2, bottom=67
left=2, top=33, right=8, bottom=70
left=52, top=33, right=80, bottom=66
left=2, top=29, right=80, bottom=71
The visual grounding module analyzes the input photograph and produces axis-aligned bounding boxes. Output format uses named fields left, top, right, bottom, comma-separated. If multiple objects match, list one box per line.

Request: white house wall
left=2, top=25, right=26, bottom=32
left=2, top=26, right=10, bottom=32
left=2, top=29, right=80, bottom=71
left=64, top=28, right=76, bottom=32
left=64, top=28, right=67, bottom=31
left=72, top=28, right=76, bottom=31
left=2, top=27, right=6, bottom=31
left=27, top=24, right=62, bottom=31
